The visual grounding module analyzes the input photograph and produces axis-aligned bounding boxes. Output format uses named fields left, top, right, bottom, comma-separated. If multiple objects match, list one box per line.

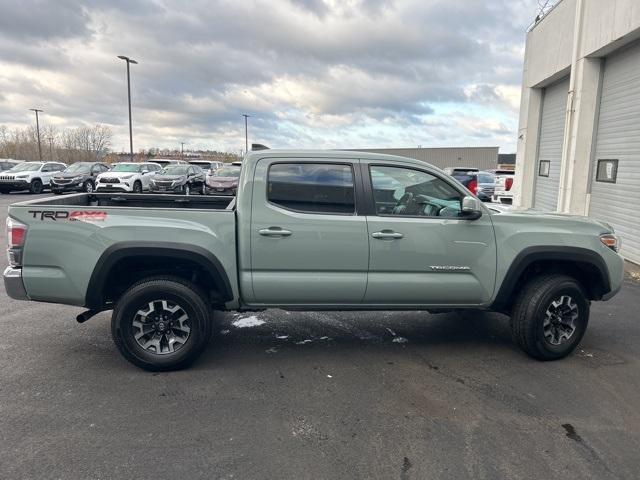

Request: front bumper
left=0, top=180, right=29, bottom=190
left=205, top=186, right=236, bottom=195
left=51, top=180, right=83, bottom=192
left=96, top=183, right=133, bottom=192
left=3, top=267, right=29, bottom=301
left=150, top=184, right=185, bottom=193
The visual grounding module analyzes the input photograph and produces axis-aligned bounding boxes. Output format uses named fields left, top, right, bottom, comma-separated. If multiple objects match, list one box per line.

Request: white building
left=515, top=0, right=640, bottom=264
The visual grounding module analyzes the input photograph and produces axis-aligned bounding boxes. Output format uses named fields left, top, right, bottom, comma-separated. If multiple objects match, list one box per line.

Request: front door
left=249, top=158, right=369, bottom=305
left=362, top=163, right=497, bottom=306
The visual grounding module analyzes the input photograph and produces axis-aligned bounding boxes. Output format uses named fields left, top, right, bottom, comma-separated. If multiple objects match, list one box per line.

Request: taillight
left=505, top=178, right=514, bottom=191
left=7, top=217, right=27, bottom=248
left=6, top=217, right=27, bottom=267
left=468, top=179, right=478, bottom=195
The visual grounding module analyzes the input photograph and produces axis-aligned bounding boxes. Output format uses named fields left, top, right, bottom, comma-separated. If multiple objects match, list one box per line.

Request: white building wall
left=515, top=0, right=640, bottom=214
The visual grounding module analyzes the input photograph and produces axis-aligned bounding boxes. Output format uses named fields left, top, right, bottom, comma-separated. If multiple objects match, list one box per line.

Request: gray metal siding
left=349, top=147, right=498, bottom=171
left=589, top=41, right=640, bottom=264
left=534, top=77, right=569, bottom=211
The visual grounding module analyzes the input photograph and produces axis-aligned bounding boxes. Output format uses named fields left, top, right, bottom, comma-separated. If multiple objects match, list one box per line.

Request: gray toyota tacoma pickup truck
left=3, top=150, right=624, bottom=370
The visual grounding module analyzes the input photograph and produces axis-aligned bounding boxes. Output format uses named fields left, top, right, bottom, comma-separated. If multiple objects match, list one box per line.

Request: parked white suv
left=96, top=162, right=161, bottom=193
left=0, top=161, right=67, bottom=194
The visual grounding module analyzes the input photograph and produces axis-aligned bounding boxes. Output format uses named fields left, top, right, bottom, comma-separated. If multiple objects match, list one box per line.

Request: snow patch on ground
left=275, top=334, right=289, bottom=339
left=295, top=339, right=313, bottom=345
left=219, top=329, right=230, bottom=335
left=265, top=347, right=278, bottom=354
left=232, top=316, right=265, bottom=328
left=392, top=337, right=408, bottom=344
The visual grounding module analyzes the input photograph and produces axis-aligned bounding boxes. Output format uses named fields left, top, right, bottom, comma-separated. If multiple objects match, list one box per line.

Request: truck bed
left=17, top=192, right=236, bottom=210
left=8, top=192, right=239, bottom=308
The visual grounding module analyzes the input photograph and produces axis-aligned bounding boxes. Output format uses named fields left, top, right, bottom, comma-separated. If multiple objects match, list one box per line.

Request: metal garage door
left=533, top=77, right=569, bottom=211
left=589, top=41, right=640, bottom=264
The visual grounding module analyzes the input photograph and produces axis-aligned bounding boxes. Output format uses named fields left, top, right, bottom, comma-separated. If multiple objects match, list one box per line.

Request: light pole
left=180, top=142, right=185, bottom=159
left=117, top=55, right=138, bottom=161
left=29, top=108, right=43, bottom=161
left=242, top=114, right=250, bottom=154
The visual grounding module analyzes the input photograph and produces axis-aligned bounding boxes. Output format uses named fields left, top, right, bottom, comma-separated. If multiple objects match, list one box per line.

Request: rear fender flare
left=85, top=241, right=233, bottom=309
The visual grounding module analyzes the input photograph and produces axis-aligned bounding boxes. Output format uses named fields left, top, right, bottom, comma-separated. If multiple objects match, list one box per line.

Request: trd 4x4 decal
left=27, top=210, right=107, bottom=221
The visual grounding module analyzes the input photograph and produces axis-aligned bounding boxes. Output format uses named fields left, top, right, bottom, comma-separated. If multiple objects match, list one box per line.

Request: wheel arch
left=85, top=241, right=234, bottom=309
left=492, top=246, right=611, bottom=312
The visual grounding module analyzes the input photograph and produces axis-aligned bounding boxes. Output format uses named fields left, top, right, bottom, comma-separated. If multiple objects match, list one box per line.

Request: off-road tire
left=30, top=179, right=43, bottom=194
left=511, top=274, right=589, bottom=361
left=111, top=276, right=213, bottom=371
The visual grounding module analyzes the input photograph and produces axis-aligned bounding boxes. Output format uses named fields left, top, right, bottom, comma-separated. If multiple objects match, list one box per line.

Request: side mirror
left=461, top=195, right=483, bottom=220
left=141, top=169, right=149, bottom=174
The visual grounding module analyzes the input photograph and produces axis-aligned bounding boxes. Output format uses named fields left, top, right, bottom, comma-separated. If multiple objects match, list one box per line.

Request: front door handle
left=371, top=230, right=404, bottom=240
left=259, top=227, right=292, bottom=237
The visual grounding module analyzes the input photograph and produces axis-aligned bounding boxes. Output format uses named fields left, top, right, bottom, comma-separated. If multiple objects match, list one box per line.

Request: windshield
left=160, top=166, right=189, bottom=175
left=111, top=163, right=141, bottom=173
left=214, top=166, right=241, bottom=178
left=9, top=162, right=42, bottom=172
left=64, top=163, right=92, bottom=174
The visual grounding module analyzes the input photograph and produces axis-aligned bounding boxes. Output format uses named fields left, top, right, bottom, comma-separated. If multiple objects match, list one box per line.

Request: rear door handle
left=259, top=227, right=292, bottom=237
left=371, top=230, right=404, bottom=240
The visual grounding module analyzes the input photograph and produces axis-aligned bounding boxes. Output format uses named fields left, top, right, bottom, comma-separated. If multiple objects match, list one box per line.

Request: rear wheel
left=30, top=179, right=43, bottom=194
left=111, top=276, right=212, bottom=371
left=511, top=274, right=589, bottom=360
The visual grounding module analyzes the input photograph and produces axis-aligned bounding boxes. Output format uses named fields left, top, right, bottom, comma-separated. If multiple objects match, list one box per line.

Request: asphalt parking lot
left=1, top=192, right=639, bottom=480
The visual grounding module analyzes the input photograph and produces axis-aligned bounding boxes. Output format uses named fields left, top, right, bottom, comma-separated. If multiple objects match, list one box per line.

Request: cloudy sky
left=0, top=0, right=542, bottom=154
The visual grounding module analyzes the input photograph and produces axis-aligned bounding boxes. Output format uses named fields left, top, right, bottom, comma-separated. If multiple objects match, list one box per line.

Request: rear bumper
left=3, top=267, right=29, bottom=301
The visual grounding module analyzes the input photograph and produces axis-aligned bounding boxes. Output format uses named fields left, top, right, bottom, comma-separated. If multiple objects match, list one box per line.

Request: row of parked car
left=0, top=159, right=242, bottom=196
left=443, top=167, right=515, bottom=204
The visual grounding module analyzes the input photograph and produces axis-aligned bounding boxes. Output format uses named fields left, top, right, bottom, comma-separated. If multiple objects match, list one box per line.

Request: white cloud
left=0, top=0, right=541, bottom=153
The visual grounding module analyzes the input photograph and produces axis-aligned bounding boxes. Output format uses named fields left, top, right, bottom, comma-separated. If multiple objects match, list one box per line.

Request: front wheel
left=511, top=274, right=589, bottom=361
left=30, top=179, right=43, bottom=194
left=111, top=276, right=212, bottom=371
left=83, top=180, right=94, bottom=193
left=132, top=181, right=143, bottom=193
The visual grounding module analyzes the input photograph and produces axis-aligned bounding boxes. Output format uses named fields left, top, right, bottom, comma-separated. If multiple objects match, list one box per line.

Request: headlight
left=600, top=233, right=621, bottom=252
left=120, top=175, right=134, bottom=180
left=14, top=174, right=28, bottom=178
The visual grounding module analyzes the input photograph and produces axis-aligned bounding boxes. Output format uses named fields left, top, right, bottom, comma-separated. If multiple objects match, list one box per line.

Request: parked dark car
left=152, top=159, right=188, bottom=168
left=450, top=170, right=495, bottom=202
left=51, top=162, right=110, bottom=194
left=0, top=160, right=20, bottom=172
left=205, top=163, right=242, bottom=195
left=188, top=160, right=223, bottom=173
left=149, top=164, right=206, bottom=195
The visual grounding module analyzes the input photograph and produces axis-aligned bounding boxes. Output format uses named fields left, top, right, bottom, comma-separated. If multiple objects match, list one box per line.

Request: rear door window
left=267, top=163, right=355, bottom=214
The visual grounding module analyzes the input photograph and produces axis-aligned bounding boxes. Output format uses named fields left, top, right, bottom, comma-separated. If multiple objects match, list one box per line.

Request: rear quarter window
left=267, top=163, right=355, bottom=215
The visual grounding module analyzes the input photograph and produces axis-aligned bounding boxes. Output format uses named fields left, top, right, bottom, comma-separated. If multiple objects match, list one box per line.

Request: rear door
left=362, top=162, right=497, bottom=306
left=249, top=158, right=369, bottom=305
